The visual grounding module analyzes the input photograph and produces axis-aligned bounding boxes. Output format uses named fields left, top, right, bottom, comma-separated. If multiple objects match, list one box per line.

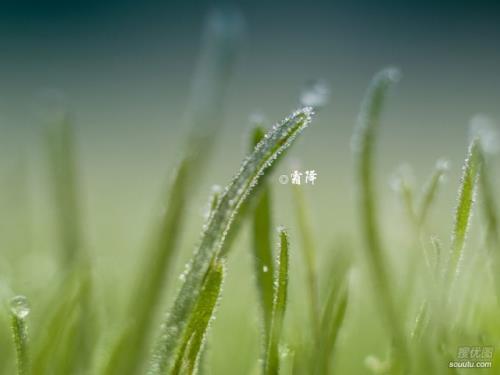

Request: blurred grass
left=1, top=9, right=500, bottom=375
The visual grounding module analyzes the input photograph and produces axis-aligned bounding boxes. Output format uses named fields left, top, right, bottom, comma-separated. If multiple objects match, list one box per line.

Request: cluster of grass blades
left=2, top=11, right=500, bottom=375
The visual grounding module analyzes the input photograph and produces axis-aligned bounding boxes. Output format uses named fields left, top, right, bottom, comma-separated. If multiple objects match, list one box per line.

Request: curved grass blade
left=291, top=185, right=320, bottom=339
left=250, top=127, right=275, bottom=337
left=101, top=10, right=242, bottom=375
left=171, top=261, right=224, bottom=374
left=148, top=107, right=314, bottom=374
left=10, top=295, right=31, bottom=375
left=351, top=67, right=409, bottom=367
left=445, top=138, right=481, bottom=284
left=264, top=228, right=289, bottom=375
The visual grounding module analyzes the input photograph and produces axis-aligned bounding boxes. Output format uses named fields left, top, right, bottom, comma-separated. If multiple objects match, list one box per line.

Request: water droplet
left=470, top=114, right=499, bottom=154
left=262, top=265, right=269, bottom=273
left=10, top=295, right=30, bottom=319
left=300, top=80, right=330, bottom=109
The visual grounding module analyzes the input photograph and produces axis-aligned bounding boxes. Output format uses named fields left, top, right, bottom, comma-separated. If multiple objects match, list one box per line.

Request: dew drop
left=262, top=265, right=269, bottom=273
left=300, top=80, right=330, bottom=109
left=10, top=295, right=30, bottom=319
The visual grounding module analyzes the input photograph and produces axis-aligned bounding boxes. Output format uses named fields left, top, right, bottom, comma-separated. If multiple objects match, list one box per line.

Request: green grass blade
left=291, top=185, right=320, bottom=339
left=171, top=261, right=224, bottom=375
left=417, top=159, right=448, bottom=227
left=31, top=267, right=91, bottom=375
left=446, top=138, right=481, bottom=283
left=101, top=10, right=242, bottom=375
left=45, top=114, right=82, bottom=267
left=351, top=67, right=409, bottom=367
left=148, top=107, right=314, bottom=375
left=264, top=228, right=289, bottom=375
left=315, top=249, right=351, bottom=374
left=250, top=127, right=275, bottom=336
left=10, top=295, right=31, bottom=375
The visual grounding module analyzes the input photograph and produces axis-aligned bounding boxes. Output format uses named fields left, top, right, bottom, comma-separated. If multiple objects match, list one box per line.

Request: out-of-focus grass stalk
left=10, top=296, right=31, bottom=375
left=45, top=114, right=82, bottom=267
left=45, top=113, right=94, bottom=374
left=264, top=228, right=289, bottom=375
left=352, top=67, right=410, bottom=369
left=250, top=127, right=275, bottom=338
left=291, top=185, right=320, bottom=339
left=477, top=145, right=500, bottom=301
left=417, top=160, right=448, bottom=229
left=102, top=9, right=242, bottom=375
left=171, top=261, right=224, bottom=374
left=148, top=108, right=314, bottom=374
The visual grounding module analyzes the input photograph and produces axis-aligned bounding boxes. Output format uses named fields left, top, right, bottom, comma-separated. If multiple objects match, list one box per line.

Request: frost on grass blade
left=352, top=68, right=409, bottom=368
left=148, top=107, right=314, bottom=375
left=264, top=228, right=289, bottom=375
left=446, top=138, right=481, bottom=283
left=171, top=261, right=224, bottom=374
left=10, top=296, right=30, bottom=375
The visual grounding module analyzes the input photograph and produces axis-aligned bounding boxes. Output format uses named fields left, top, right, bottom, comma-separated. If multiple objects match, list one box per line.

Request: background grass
left=1, top=6, right=500, bottom=375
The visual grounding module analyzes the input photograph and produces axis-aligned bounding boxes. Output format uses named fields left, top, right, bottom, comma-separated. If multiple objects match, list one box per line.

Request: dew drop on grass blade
left=10, top=295, right=30, bottom=375
left=264, top=228, right=289, bottom=375
left=148, top=107, right=314, bottom=375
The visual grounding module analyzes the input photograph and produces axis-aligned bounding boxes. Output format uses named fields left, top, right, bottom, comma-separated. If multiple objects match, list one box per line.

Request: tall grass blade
left=250, top=127, right=275, bottom=336
left=291, top=185, right=320, bottom=339
left=171, top=261, right=224, bottom=374
left=315, top=249, right=351, bottom=374
left=446, top=138, right=481, bottom=283
left=10, top=295, right=31, bottom=375
left=264, top=228, right=289, bottom=375
left=148, top=107, right=314, bottom=374
left=351, top=67, right=409, bottom=367
left=102, top=9, right=242, bottom=375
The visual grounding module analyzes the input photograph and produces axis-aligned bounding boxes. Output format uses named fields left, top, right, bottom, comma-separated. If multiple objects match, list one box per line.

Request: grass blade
left=291, top=185, right=320, bottom=339
left=171, top=261, right=225, bottom=374
left=264, top=228, right=289, bottom=375
left=45, top=114, right=82, bottom=267
left=417, top=160, right=448, bottom=228
left=351, top=67, right=409, bottom=367
left=10, top=295, right=31, bottom=375
left=148, top=107, right=314, bottom=375
left=315, top=248, right=351, bottom=374
left=250, top=127, right=275, bottom=336
left=101, top=10, right=242, bottom=375
left=446, top=138, right=481, bottom=283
